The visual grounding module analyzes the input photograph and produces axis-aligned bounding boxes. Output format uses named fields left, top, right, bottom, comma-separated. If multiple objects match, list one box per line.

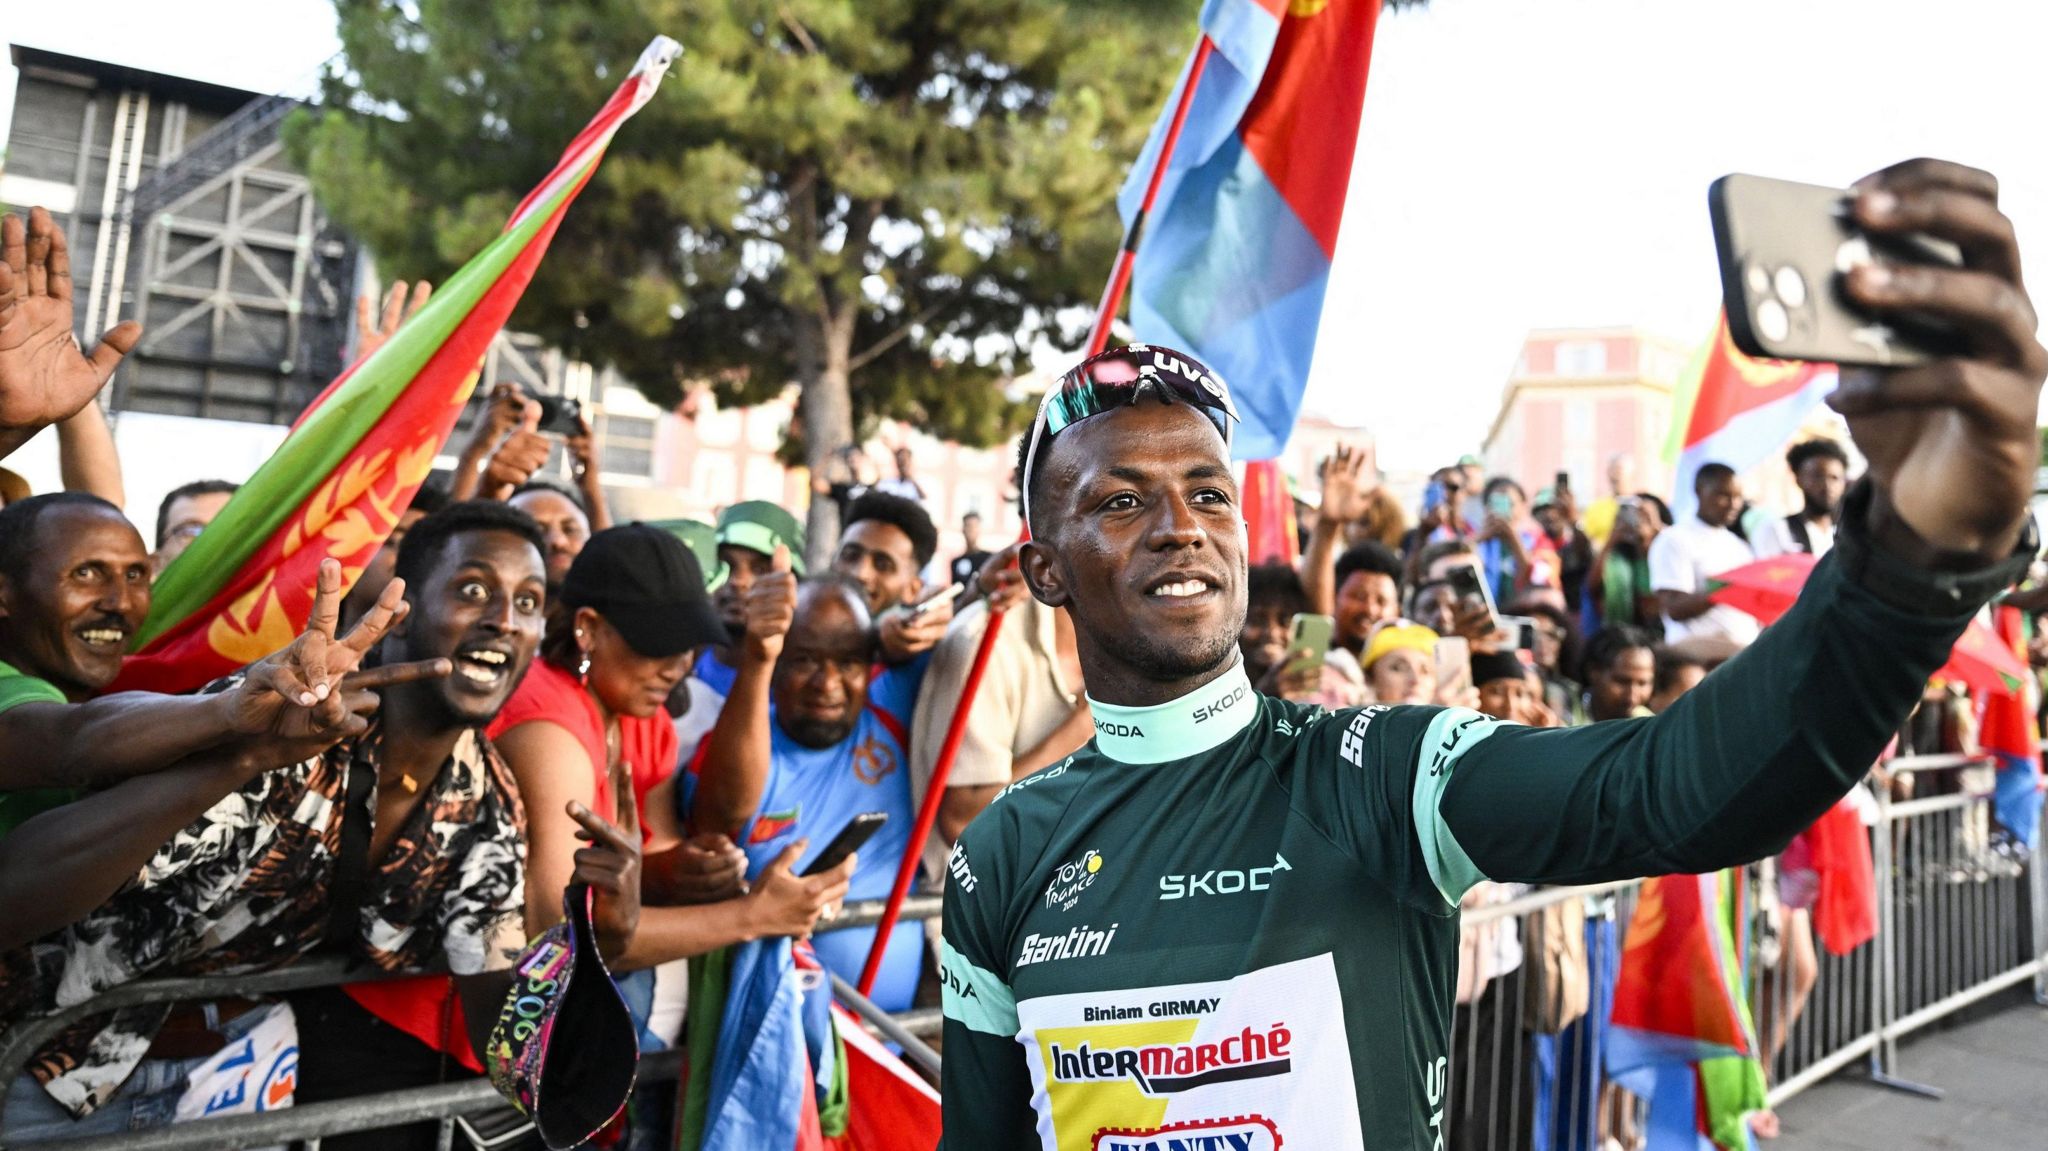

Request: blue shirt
left=695, top=648, right=740, bottom=699
left=735, top=656, right=930, bottom=1013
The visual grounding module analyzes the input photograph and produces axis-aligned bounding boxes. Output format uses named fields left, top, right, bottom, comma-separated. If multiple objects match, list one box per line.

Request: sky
left=3, top=0, right=2042, bottom=472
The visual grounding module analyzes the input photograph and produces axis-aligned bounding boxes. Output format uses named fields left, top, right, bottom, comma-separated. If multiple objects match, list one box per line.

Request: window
left=1552, top=340, right=1608, bottom=377
left=600, top=412, right=657, bottom=479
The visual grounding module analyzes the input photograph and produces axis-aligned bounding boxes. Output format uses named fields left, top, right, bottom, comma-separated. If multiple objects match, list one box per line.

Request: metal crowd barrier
left=0, top=896, right=945, bottom=1150
left=1440, top=755, right=2048, bottom=1151
left=5, top=760, right=2043, bottom=1150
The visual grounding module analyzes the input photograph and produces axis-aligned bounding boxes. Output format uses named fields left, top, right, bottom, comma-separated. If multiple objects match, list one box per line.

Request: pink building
left=1481, top=328, right=1687, bottom=503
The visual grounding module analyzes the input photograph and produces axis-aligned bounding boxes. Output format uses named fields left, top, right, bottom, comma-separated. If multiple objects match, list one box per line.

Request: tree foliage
left=293, top=0, right=1189, bottom=492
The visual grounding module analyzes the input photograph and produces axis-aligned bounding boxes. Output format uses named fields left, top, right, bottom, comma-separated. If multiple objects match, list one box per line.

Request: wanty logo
left=1045, top=848, right=1105, bottom=911
left=1093, top=1115, right=1282, bottom=1151
left=1051, top=1023, right=1292, bottom=1096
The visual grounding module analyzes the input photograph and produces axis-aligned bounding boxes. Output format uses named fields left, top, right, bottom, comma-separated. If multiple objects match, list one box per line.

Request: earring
left=574, top=630, right=591, bottom=679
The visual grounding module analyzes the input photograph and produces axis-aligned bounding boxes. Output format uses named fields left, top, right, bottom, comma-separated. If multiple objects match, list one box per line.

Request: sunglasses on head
left=1021, top=345, right=1239, bottom=530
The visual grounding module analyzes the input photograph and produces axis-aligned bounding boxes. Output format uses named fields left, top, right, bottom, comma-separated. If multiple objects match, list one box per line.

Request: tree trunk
left=798, top=309, right=857, bottom=573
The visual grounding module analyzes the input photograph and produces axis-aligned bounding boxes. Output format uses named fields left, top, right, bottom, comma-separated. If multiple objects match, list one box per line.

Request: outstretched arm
left=0, top=559, right=422, bottom=790
left=0, top=657, right=437, bottom=951
left=56, top=399, right=124, bottom=506
left=1438, top=497, right=2015, bottom=887
left=1432, top=159, right=2044, bottom=891
left=1299, top=443, right=1371, bottom=613
left=0, top=208, right=141, bottom=460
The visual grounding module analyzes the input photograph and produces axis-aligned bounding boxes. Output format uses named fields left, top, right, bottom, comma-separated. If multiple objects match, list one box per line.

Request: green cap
left=649, top=519, right=727, bottom=592
left=715, top=501, right=807, bottom=575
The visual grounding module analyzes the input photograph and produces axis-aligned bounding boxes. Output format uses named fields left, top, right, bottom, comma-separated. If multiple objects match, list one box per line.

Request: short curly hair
left=843, top=490, right=938, bottom=569
left=394, top=501, right=547, bottom=598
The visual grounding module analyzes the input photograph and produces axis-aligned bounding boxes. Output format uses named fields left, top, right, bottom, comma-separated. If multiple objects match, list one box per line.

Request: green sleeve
left=1436, top=543, right=1979, bottom=885
left=936, top=830, right=1037, bottom=1149
left=1288, top=703, right=1499, bottom=910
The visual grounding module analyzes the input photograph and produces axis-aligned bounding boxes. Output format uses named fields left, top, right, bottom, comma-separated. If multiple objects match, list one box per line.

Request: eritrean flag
left=1121, top=0, right=1383, bottom=461
left=677, top=940, right=938, bottom=1151
left=1607, top=870, right=1767, bottom=1151
left=109, top=37, right=683, bottom=695
left=1666, top=313, right=1835, bottom=522
left=1978, top=605, right=2044, bottom=849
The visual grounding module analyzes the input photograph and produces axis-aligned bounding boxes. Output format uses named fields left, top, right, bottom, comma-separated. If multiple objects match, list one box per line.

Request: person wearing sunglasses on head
left=936, top=161, right=2045, bottom=1150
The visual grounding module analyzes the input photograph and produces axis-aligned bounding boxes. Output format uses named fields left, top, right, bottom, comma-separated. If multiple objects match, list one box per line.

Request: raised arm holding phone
left=937, top=158, right=2044, bottom=1149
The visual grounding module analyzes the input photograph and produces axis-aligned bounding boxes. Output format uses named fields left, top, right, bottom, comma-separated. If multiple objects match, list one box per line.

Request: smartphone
left=1486, top=491, right=1515, bottom=520
left=1709, top=173, right=1964, bottom=366
left=800, top=812, right=888, bottom=877
left=1434, top=636, right=1472, bottom=704
left=1423, top=480, right=1447, bottom=513
left=532, top=393, right=585, bottom=436
left=1554, top=471, right=1571, bottom=495
left=907, top=582, right=965, bottom=619
left=1443, top=561, right=1500, bottom=635
left=1497, top=614, right=1539, bottom=652
left=1282, top=612, right=1334, bottom=678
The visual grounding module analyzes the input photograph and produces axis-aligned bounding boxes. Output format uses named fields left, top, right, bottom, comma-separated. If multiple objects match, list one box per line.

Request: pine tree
left=293, top=0, right=1188, bottom=559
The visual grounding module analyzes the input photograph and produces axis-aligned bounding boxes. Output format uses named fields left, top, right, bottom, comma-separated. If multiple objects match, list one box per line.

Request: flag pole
left=857, top=34, right=1218, bottom=996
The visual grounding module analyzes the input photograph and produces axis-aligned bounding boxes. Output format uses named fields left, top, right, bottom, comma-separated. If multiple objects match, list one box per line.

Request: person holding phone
left=489, top=526, right=851, bottom=1045
left=687, top=564, right=933, bottom=1013
left=939, top=164, right=2045, bottom=1150
left=1648, top=463, right=1761, bottom=645
left=1475, top=476, right=1562, bottom=606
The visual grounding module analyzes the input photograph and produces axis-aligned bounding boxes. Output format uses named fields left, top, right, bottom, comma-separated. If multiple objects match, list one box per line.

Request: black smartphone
left=1443, top=561, right=1500, bottom=635
left=800, top=811, right=887, bottom=877
left=532, top=393, right=585, bottom=436
left=1709, top=173, right=1964, bottom=366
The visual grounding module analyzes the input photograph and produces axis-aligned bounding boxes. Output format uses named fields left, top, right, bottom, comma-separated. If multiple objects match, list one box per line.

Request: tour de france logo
left=1045, top=848, right=1106, bottom=912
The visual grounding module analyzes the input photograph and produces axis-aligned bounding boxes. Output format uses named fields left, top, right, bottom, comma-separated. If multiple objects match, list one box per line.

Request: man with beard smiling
left=0, top=492, right=411, bottom=838
left=688, top=568, right=930, bottom=1012
left=0, top=501, right=643, bottom=1141
left=935, top=160, right=2048, bottom=1151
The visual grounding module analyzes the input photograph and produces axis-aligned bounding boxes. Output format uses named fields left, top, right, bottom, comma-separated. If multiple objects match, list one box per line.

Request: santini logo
left=1015, top=923, right=1118, bottom=968
left=1159, top=854, right=1291, bottom=901
left=948, top=842, right=976, bottom=893
left=1050, top=1023, right=1292, bottom=1095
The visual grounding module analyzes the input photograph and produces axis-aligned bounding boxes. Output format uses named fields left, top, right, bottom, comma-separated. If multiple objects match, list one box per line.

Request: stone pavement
left=1776, top=999, right=2048, bottom=1149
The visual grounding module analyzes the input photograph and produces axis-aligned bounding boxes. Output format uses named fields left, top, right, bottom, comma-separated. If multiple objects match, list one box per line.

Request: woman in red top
left=489, top=524, right=854, bottom=975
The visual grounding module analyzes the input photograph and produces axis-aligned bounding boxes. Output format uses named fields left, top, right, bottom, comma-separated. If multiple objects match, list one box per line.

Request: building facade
left=1482, top=327, right=1687, bottom=504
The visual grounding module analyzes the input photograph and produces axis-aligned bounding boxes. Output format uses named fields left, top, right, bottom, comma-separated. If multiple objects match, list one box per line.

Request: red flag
left=1704, top=553, right=1818, bottom=625
left=1805, top=797, right=1877, bottom=955
left=1241, top=458, right=1299, bottom=566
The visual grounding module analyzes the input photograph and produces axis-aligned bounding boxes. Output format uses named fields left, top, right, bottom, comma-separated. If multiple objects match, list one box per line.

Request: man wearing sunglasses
left=936, top=159, right=2045, bottom=1149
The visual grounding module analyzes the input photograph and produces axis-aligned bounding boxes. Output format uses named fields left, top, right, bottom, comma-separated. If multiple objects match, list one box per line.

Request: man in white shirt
left=1752, top=439, right=1850, bottom=560
left=1649, top=462, right=1760, bottom=645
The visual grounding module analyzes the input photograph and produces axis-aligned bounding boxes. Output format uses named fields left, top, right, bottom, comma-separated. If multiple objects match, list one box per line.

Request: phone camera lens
left=1745, top=262, right=1772, bottom=296
left=1773, top=266, right=1807, bottom=308
left=1755, top=298, right=1791, bottom=342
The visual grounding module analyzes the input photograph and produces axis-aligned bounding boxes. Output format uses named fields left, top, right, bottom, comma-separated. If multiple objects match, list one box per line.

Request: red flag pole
left=857, top=35, right=1218, bottom=996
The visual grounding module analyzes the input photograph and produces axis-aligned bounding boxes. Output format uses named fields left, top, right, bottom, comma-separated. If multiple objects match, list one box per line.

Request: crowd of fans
left=0, top=195, right=2034, bottom=1151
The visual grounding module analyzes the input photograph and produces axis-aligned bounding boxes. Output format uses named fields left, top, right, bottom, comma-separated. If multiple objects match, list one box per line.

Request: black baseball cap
left=560, top=523, right=730, bottom=658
